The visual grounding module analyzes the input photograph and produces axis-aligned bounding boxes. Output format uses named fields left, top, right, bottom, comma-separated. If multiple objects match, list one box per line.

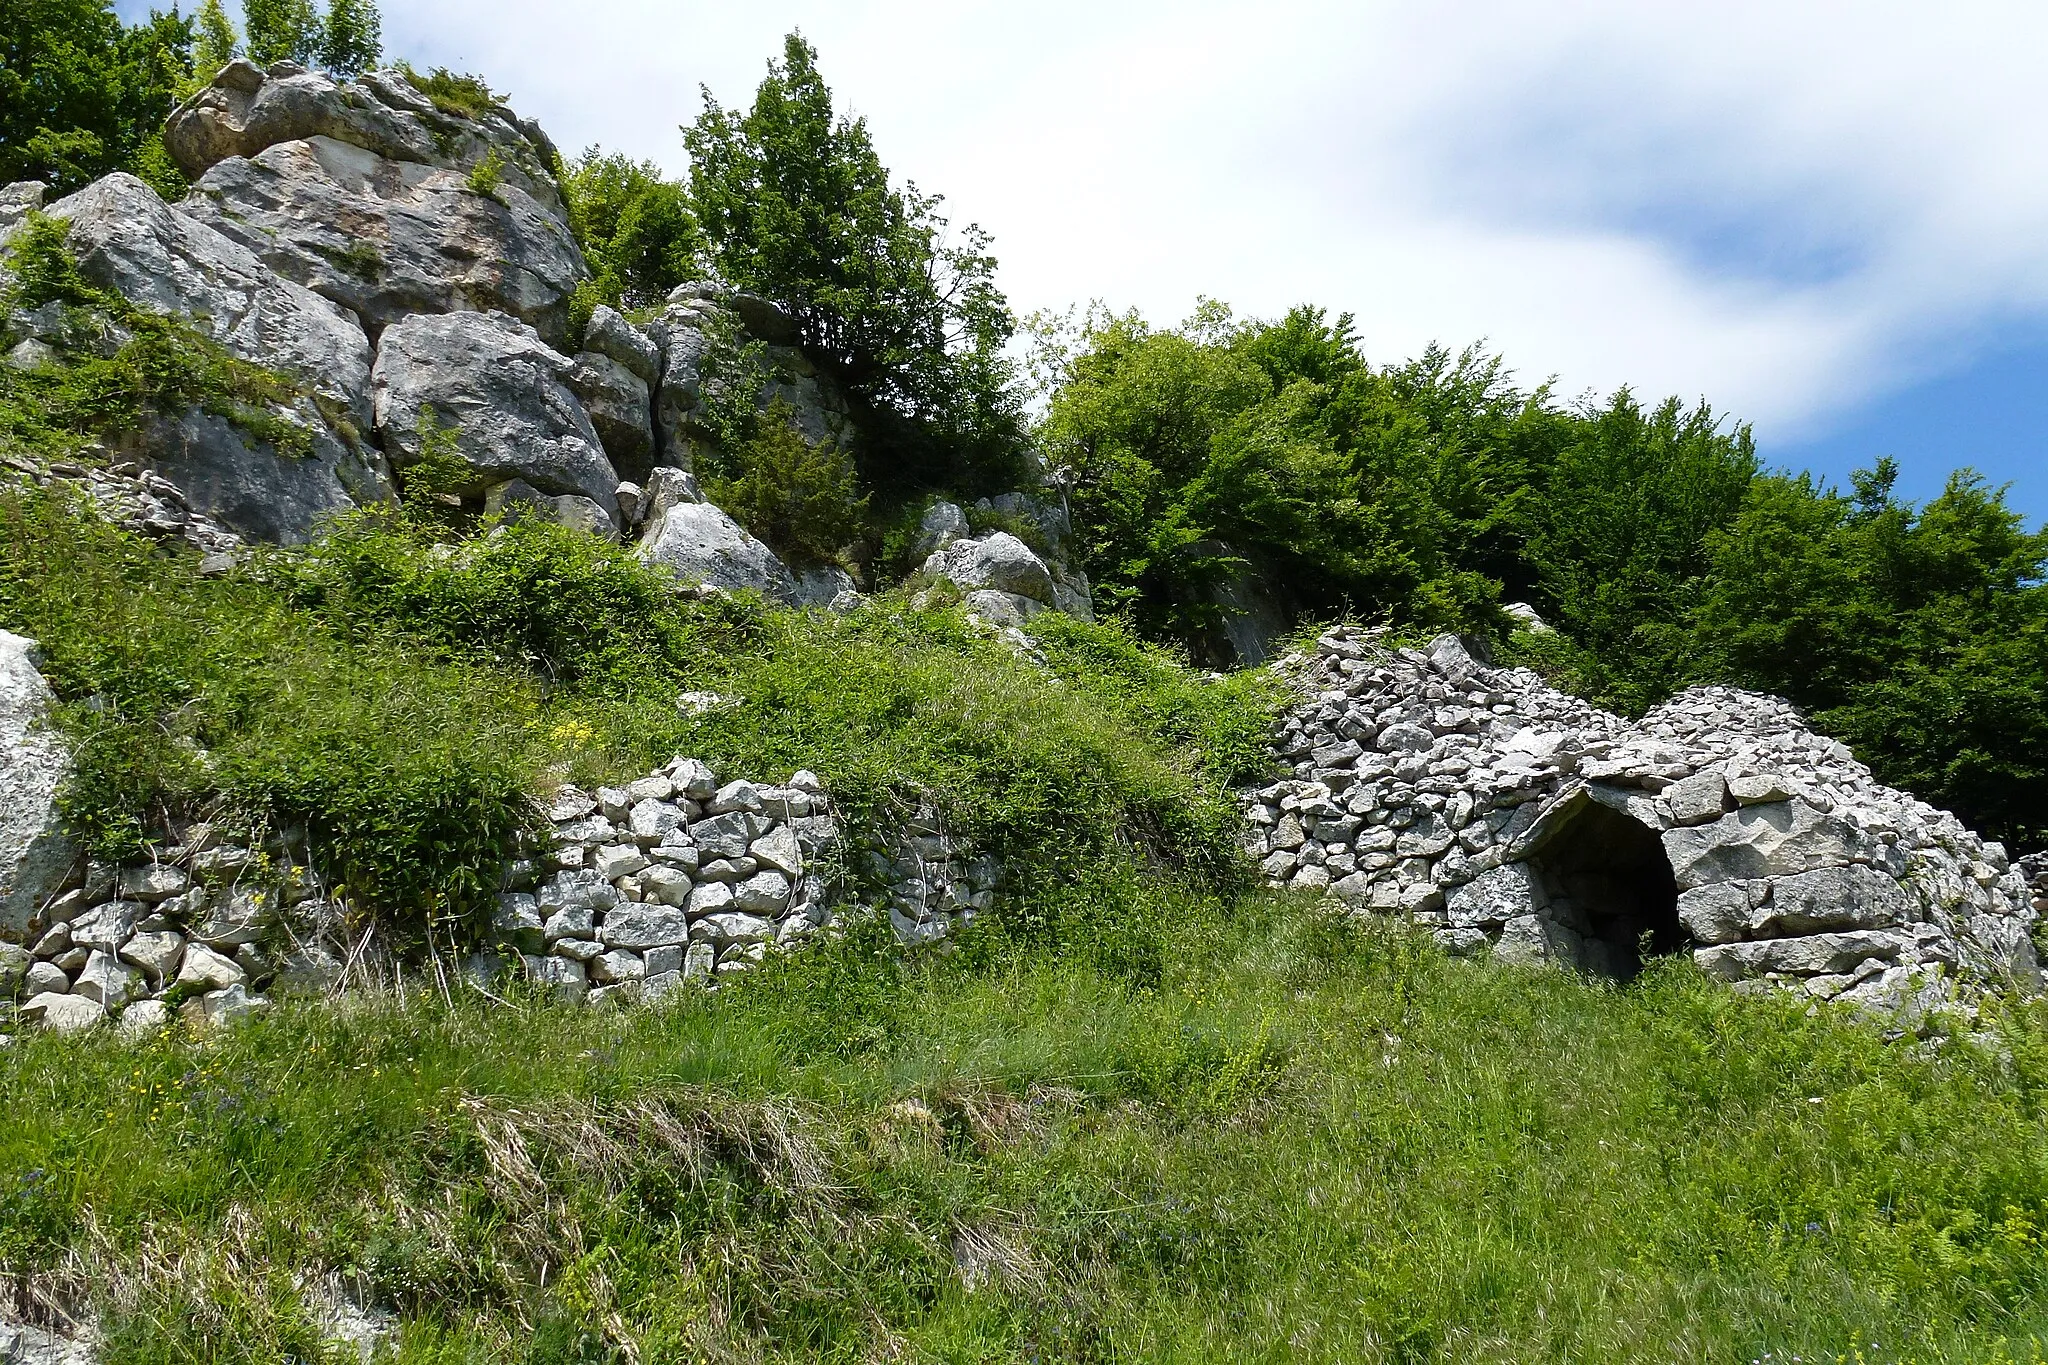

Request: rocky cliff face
left=5, top=59, right=1099, bottom=620
left=0, top=65, right=850, bottom=596
left=1249, top=627, right=2039, bottom=1018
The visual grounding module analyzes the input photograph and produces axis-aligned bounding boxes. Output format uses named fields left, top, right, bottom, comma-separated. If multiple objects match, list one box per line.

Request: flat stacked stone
left=1244, top=627, right=2039, bottom=1016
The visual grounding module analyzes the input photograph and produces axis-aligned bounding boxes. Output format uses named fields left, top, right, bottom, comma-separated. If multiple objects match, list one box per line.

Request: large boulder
left=37, top=174, right=392, bottom=542
left=923, top=532, right=1057, bottom=605
left=169, top=63, right=585, bottom=348
left=1659, top=800, right=1875, bottom=891
left=639, top=500, right=797, bottom=604
left=0, top=633, right=74, bottom=943
left=566, top=350, right=655, bottom=482
left=371, top=311, right=619, bottom=521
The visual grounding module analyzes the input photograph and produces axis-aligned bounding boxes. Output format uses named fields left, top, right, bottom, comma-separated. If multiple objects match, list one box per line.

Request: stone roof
left=1243, top=626, right=2039, bottom=1017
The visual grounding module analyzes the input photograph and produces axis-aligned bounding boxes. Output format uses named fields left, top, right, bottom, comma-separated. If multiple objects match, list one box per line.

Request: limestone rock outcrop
left=371, top=310, right=619, bottom=522
left=168, top=61, right=584, bottom=346
left=1247, top=627, right=2038, bottom=1013
left=35, top=173, right=393, bottom=541
left=912, top=495, right=1095, bottom=627
left=645, top=284, right=857, bottom=471
left=0, top=633, right=73, bottom=942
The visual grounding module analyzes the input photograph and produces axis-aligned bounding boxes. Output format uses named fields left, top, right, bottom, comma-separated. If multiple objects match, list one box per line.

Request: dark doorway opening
left=1525, top=799, right=1686, bottom=981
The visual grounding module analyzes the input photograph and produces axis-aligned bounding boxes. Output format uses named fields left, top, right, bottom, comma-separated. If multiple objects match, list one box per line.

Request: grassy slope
left=5, top=499, right=2048, bottom=1362
left=7, top=902, right=2048, bottom=1363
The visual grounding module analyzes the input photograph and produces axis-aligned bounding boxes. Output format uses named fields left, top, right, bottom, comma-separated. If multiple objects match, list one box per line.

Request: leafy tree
left=1041, top=307, right=1545, bottom=657
left=184, top=0, right=241, bottom=97
left=0, top=0, right=193, bottom=194
left=1516, top=390, right=1757, bottom=709
left=562, top=149, right=701, bottom=324
left=686, top=32, right=1024, bottom=495
left=243, top=0, right=320, bottom=68
left=320, top=0, right=382, bottom=79
left=1694, top=461, right=2048, bottom=847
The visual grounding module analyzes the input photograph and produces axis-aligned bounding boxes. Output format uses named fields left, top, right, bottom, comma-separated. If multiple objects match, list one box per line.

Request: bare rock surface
left=167, top=62, right=585, bottom=346
left=0, top=633, right=72, bottom=942
left=371, top=310, right=618, bottom=519
left=638, top=500, right=797, bottom=603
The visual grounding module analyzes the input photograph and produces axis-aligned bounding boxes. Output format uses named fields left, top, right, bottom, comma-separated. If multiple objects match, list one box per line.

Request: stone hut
left=1244, top=627, right=2040, bottom=1011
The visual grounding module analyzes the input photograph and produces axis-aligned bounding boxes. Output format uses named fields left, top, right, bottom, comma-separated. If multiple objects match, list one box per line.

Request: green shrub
left=464, top=147, right=503, bottom=200
left=395, top=63, right=504, bottom=120
left=702, top=398, right=867, bottom=568
left=0, top=488, right=538, bottom=936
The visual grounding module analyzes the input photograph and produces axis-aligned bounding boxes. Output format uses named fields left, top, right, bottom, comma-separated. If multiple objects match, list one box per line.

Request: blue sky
left=132, top=0, right=2048, bottom=529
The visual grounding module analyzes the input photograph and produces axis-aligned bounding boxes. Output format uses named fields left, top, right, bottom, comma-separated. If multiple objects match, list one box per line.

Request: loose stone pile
left=1245, top=627, right=2040, bottom=1011
left=2022, top=853, right=2048, bottom=919
left=0, top=452, right=241, bottom=564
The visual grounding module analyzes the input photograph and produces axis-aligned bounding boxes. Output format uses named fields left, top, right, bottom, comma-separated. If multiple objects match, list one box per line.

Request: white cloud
left=350, top=1, right=2048, bottom=433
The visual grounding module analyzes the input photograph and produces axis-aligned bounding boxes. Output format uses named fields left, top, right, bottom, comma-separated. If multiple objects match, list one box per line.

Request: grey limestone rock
left=794, top=563, right=859, bottom=610
left=1674, top=882, right=1753, bottom=945
left=0, top=633, right=73, bottom=942
left=964, top=590, right=1046, bottom=629
left=599, top=906, right=690, bottom=950
left=567, top=349, right=655, bottom=479
left=1694, top=930, right=1911, bottom=981
left=1758, top=863, right=1909, bottom=935
left=21, top=992, right=103, bottom=1033
left=923, top=532, right=1056, bottom=605
left=181, top=132, right=586, bottom=348
left=638, top=500, right=797, bottom=604
left=118, top=930, right=186, bottom=981
left=73, top=950, right=142, bottom=1006
left=39, top=174, right=393, bottom=541
left=178, top=943, right=247, bottom=991
left=372, top=310, right=619, bottom=520
left=483, top=478, right=619, bottom=541
left=1660, top=801, right=1870, bottom=890
left=1446, top=863, right=1542, bottom=929
left=0, top=180, right=45, bottom=232
left=914, top=501, right=970, bottom=562
left=582, top=305, right=661, bottom=384
left=166, top=60, right=570, bottom=210
left=1663, top=770, right=1731, bottom=826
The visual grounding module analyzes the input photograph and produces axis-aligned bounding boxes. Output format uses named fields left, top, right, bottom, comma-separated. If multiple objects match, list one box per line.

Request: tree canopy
left=0, top=0, right=192, bottom=195
left=684, top=33, right=1024, bottom=494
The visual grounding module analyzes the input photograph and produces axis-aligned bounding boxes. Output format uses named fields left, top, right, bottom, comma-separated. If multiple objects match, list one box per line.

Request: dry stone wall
left=1248, top=626, right=2040, bottom=1014
left=0, top=626, right=992, bottom=1039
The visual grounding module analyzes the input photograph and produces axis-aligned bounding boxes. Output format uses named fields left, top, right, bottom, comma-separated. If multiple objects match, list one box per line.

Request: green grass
left=7, top=302, right=2048, bottom=1359
left=0, top=486, right=1269, bottom=952
left=6, top=900, right=2048, bottom=1363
